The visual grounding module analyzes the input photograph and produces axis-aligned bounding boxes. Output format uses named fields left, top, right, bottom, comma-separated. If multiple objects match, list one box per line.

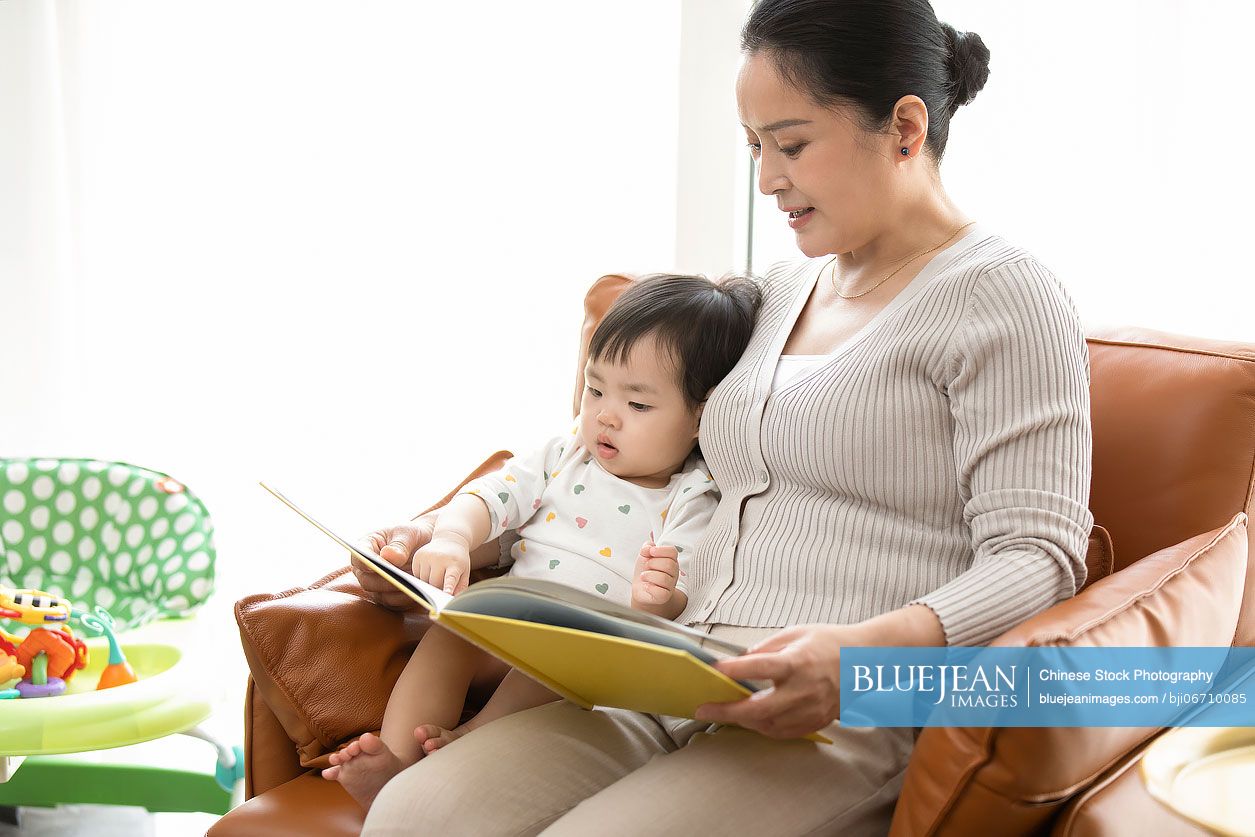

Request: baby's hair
left=589, top=273, right=762, bottom=408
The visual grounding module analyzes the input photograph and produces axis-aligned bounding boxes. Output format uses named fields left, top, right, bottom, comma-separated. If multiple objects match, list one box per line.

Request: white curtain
left=2, top=0, right=683, bottom=601
left=1, top=0, right=80, bottom=443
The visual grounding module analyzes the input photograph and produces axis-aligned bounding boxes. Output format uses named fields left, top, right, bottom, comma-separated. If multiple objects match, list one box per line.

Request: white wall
left=673, top=0, right=748, bottom=276
left=749, top=1, right=1255, bottom=341
left=1, top=0, right=682, bottom=603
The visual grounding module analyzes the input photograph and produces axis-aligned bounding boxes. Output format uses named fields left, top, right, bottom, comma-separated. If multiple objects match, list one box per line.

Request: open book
left=261, top=483, right=831, bottom=742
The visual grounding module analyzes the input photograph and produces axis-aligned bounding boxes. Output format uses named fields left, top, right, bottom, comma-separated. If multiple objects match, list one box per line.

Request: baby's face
left=579, top=337, right=702, bottom=489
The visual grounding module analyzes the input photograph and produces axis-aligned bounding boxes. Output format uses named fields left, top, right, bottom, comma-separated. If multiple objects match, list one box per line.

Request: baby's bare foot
left=415, top=718, right=482, bottom=755
left=414, top=723, right=459, bottom=755
left=321, top=732, right=405, bottom=811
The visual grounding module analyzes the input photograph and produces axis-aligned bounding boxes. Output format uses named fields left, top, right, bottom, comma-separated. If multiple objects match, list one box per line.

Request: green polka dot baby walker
left=0, top=458, right=216, bottom=630
left=0, top=458, right=242, bottom=817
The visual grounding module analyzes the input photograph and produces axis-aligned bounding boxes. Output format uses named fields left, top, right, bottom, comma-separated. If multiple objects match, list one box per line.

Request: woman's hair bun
left=940, top=22, right=990, bottom=112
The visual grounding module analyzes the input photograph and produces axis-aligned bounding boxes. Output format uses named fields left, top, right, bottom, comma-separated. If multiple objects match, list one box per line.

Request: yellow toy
left=0, top=653, right=22, bottom=682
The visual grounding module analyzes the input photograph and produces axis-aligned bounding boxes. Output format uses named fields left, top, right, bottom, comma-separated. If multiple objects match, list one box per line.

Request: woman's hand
left=695, top=622, right=870, bottom=740
left=353, top=516, right=436, bottom=611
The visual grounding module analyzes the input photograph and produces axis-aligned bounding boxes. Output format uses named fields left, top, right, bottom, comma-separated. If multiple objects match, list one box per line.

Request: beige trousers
left=362, top=626, right=916, bottom=837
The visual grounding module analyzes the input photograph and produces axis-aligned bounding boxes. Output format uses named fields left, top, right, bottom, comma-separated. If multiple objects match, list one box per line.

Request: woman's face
left=736, top=51, right=898, bottom=258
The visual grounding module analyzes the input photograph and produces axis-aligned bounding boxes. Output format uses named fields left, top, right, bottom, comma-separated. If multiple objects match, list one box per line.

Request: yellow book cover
left=261, top=483, right=831, bottom=743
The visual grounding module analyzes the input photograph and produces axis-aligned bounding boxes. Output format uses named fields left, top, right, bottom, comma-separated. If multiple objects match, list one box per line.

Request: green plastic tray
left=1, top=638, right=212, bottom=756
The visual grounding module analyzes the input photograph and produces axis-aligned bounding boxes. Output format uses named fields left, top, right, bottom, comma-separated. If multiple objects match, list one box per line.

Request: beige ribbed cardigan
left=679, top=226, right=1094, bottom=646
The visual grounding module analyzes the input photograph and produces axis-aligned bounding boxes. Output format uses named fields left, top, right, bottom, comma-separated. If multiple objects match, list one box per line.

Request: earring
left=900, top=147, right=910, bottom=156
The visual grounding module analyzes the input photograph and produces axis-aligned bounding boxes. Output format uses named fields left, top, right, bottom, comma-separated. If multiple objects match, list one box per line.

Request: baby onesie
left=457, top=430, right=718, bottom=604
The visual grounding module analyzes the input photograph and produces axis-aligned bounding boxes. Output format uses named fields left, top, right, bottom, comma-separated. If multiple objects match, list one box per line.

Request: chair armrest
left=209, top=772, right=362, bottom=837
left=243, top=675, right=305, bottom=798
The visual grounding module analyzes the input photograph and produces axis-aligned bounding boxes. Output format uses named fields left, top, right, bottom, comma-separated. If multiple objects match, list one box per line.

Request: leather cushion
left=235, top=569, right=427, bottom=768
left=890, top=513, right=1248, bottom=837
left=1086, top=329, right=1255, bottom=645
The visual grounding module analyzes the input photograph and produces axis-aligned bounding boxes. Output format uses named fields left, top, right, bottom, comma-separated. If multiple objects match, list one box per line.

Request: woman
left=354, top=1, right=1093, bottom=833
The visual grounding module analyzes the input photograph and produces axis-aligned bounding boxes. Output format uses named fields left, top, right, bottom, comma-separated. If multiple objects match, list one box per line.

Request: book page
left=449, top=577, right=748, bottom=657
left=448, top=588, right=737, bottom=669
left=259, top=482, right=450, bottom=612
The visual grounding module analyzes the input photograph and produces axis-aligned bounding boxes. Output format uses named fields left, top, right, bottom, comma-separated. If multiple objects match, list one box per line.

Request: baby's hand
left=631, top=543, right=682, bottom=608
left=413, top=536, right=472, bottom=595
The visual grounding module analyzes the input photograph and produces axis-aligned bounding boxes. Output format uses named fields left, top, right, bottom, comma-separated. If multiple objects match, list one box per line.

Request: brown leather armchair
left=209, top=277, right=1255, bottom=836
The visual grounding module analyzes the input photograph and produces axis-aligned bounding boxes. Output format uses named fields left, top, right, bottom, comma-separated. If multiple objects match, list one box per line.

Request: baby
left=324, top=273, right=761, bottom=810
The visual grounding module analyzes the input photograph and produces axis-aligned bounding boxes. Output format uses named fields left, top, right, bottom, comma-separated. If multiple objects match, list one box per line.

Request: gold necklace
left=828, top=221, right=977, bottom=300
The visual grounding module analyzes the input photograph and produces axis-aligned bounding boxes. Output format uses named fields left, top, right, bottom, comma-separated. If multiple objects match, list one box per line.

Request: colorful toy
left=0, top=589, right=137, bottom=698
left=78, top=609, right=137, bottom=689
left=1, top=586, right=92, bottom=698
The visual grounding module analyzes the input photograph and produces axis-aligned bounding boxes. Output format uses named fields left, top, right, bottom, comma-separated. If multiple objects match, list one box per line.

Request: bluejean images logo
left=850, top=660, right=1019, bottom=708
left=840, top=647, right=1255, bottom=728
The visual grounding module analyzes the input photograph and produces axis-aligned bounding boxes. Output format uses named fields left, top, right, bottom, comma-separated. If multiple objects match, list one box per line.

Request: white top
left=459, top=428, right=719, bottom=604
left=771, top=355, right=826, bottom=392
left=680, top=225, right=1094, bottom=646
